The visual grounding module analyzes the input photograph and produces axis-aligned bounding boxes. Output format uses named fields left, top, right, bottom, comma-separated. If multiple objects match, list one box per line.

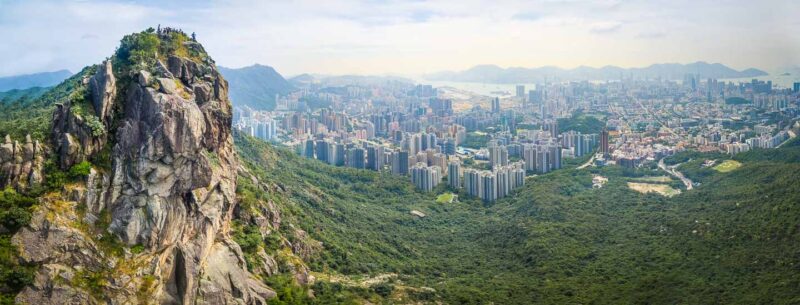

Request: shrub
left=84, top=115, right=106, bottom=137
left=116, top=30, right=160, bottom=69
left=130, top=244, right=145, bottom=255
left=371, top=282, right=395, bottom=297
left=0, top=207, right=31, bottom=231
left=68, top=161, right=93, bottom=179
left=233, top=222, right=262, bottom=254
left=1, top=268, right=34, bottom=291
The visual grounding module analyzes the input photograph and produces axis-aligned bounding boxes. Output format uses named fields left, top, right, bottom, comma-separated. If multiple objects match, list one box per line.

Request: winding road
left=658, top=158, right=693, bottom=190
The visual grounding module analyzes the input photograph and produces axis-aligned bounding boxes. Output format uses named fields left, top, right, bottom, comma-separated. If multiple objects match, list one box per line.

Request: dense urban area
left=234, top=76, right=799, bottom=202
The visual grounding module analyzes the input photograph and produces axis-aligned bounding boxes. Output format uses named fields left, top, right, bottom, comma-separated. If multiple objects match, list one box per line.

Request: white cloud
left=0, top=0, right=798, bottom=77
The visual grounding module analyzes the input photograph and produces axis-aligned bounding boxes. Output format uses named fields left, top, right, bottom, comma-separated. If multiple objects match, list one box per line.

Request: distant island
left=425, top=62, right=768, bottom=83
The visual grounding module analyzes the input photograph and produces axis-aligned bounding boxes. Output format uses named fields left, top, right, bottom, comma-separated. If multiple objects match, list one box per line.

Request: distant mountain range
left=0, top=70, right=72, bottom=92
left=289, top=73, right=414, bottom=88
left=218, top=64, right=294, bottom=110
left=425, top=62, right=768, bottom=83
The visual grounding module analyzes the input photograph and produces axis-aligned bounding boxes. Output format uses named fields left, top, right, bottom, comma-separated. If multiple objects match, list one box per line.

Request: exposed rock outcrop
left=88, top=60, right=117, bottom=124
left=0, top=135, right=45, bottom=190
left=14, top=29, right=274, bottom=305
left=51, top=62, right=113, bottom=170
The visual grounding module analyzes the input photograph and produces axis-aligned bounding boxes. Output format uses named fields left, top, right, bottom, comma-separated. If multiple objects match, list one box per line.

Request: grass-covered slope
left=236, top=134, right=800, bottom=304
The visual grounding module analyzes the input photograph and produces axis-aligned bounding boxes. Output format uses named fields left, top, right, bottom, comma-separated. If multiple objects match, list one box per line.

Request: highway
left=658, top=158, right=693, bottom=190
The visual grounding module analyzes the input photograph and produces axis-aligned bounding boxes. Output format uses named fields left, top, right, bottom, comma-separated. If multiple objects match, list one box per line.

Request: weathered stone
left=15, top=264, right=95, bottom=305
left=195, top=241, right=275, bottom=304
left=156, top=60, right=174, bottom=78
left=138, top=70, right=152, bottom=85
left=88, top=60, right=117, bottom=123
left=193, top=83, right=212, bottom=104
left=51, top=101, right=107, bottom=169
left=157, top=77, right=178, bottom=94
left=0, top=134, right=45, bottom=190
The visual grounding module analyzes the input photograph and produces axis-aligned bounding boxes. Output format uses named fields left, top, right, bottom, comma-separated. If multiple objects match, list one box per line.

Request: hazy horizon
left=1, top=0, right=799, bottom=77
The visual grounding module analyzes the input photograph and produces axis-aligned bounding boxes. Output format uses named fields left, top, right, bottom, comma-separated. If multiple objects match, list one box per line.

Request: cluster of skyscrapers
left=459, top=163, right=526, bottom=203
left=411, top=163, right=443, bottom=191
left=234, top=110, right=278, bottom=142
left=303, top=139, right=385, bottom=170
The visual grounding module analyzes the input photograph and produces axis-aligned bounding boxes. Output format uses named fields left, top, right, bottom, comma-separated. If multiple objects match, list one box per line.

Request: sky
left=0, top=0, right=799, bottom=78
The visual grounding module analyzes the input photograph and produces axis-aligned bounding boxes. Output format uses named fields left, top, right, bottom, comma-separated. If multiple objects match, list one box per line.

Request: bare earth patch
left=631, top=176, right=673, bottom=183
left=627, top=182, right=681, bottom=197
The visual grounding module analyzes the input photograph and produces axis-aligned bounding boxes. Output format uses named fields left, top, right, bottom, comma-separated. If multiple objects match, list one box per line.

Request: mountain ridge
left=218, top=64, right=294, bottom=110
left=0, top=70, right=72, bottom=92
left=425, top=61, right=768, bottom=83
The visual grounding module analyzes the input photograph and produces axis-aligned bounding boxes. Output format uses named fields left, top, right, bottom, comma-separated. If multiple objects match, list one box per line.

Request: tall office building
left=491, top=97, right=501, bottom=113
left=488, top=145, right=509, bottom=168
left=431, top=153, right=448, bottom=175
left=794, top=82, right=800, bottom=93
left=448, top=161, right=461, bottom=189
left=496, top=168, right=510, bottom=199
left=315, top=140, right=329, bottom=163
left=363, top=121, right=376, bottom=139
left=421, top=133, right=437, bottom=151
left=411, top=133, right=423, bottom=155
left=516, top=85, right=525, bottom=99
left=464, top=169, right=482, bottom=197
left=347, top=147, right=365, bottom=169
left=429, top=98, right=454, bottom=116
left=480, top=172, right=498, bottom=203
left=391, top=151, right=410, bottom=175
left=443, top=138, right=457, bottom=156
left=522, top=144, right=562, bottom=173
left=334, top=143, right=346, bottom=166
left=544, top=120, right=558, bottom=138
left=411, top=163, right=442, bottom=192
left=512, top=168, right=525, bottom=189
left=548, top=145, right=562, bottom=170
left=366, top=145, right=385, bottom=171
left=528, top=89, right=541, bottom=104
left=562, top=131, right=597, bottom=157
left=304, top=139, right=315, bottom=159
left=255, top=119, right=277, bottom=141
left=600, top=128, right=610, bottom=157
left=523, top=145, right=537, bottom=172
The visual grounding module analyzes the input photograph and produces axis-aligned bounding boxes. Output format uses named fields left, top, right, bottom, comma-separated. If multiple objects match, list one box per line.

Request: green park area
left=714, top=160, right=742, bottom=172
left=436, top=192, right=456, bottom=203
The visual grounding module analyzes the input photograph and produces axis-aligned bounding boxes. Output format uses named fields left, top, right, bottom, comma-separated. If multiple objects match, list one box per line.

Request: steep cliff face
left=12, top=29, right=274, bottom=305
left=0, top=135, right=45, bottom=190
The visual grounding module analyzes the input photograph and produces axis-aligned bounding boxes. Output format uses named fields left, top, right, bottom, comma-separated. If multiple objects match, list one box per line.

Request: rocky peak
left=14, top=28, right=273, bottom=304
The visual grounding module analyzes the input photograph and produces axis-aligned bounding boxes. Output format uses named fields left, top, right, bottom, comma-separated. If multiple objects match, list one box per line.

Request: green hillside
left=219, top=64, right=294, bottom=110
left=0, top=67, right=95, bottom=140
left=557, top=112, right=605, bottom=134
left=235, top=134, right=800, bottom=304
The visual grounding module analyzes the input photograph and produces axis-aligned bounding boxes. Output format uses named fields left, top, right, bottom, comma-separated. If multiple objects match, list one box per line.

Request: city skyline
left=1, top=0, right=799, bottom=77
